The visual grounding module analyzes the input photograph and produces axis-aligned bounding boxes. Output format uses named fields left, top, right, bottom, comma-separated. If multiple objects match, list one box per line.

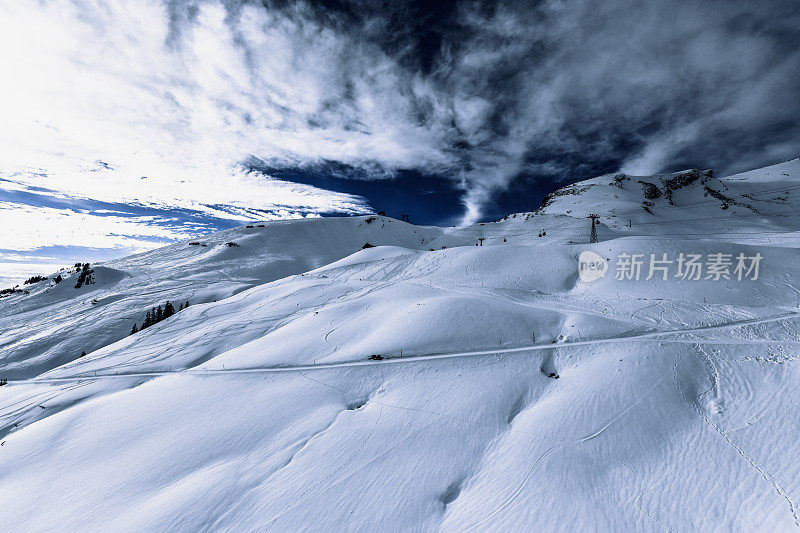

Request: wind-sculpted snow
left=1, top=160, right=800, bottom=530
left=0, top=217, right=469, bottom=379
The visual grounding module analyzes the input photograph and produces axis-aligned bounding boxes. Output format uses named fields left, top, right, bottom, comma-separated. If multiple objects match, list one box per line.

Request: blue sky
left=1, top=0, right=798, bottom=286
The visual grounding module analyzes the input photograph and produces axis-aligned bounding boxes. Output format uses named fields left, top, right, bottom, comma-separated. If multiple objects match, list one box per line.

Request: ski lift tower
left=587, top=214, right=600, bottom=243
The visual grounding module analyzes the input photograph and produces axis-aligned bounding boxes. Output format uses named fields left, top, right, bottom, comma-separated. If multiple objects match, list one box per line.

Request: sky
left=1, top=0, right=799, bottom=286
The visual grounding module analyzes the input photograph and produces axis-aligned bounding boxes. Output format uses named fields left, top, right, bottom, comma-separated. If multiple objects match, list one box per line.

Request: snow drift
left=2, top=159, right=800, bottom=531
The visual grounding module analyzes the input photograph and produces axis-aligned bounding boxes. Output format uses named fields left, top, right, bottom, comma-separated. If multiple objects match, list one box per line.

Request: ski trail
left=674, top=354, right=800, bottom=529
left=460, top=358, right=683, bottom=532
left=9, top=310, right=800, bottom=385
left=578, top=359, right=678, bottom=443
left=266, top=405, right=384, bottom=529
left=462, top=443, right=566, bottom=532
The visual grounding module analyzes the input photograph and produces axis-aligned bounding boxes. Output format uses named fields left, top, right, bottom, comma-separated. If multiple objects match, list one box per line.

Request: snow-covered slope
left=0, top=216, right=469, bottom=378
left=1, top=159, right=800, bottom=531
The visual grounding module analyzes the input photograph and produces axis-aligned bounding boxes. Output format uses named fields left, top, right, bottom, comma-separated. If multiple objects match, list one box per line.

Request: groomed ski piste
left=2, top=158, right=800, bottom=531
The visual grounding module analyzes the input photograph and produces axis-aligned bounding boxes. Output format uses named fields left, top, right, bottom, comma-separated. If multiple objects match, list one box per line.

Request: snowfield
left=2, top=159, right=800, bottom=531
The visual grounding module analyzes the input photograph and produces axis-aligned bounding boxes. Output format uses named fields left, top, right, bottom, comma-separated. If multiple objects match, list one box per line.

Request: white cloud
left=0, top=0, right=452, bottom=218
left=0, top=0, right=797, bottom=236
left=0, top=202, right=194, bottom=251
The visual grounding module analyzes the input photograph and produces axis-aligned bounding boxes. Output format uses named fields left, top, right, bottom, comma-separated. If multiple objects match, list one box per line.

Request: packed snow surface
left=2, top=159, right=800, bottom=531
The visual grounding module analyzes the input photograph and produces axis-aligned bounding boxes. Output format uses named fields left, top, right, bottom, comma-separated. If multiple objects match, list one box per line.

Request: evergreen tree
left=179, top=302, right=184, bottom=311
left=155, top=305, right=163, bottom=322
left=80, top=351, right=86, bottom=357
left=184, top=300, right=190, bottom=309
left=163, top=301, right=175, bottom=318
left=130, top=323, right=138, bottom=335
left=73, top=263, right=93, bottom=288
left=142, top=310, right=152, bottom=328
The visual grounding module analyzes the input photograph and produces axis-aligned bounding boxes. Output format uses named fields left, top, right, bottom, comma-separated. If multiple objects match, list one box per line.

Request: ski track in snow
left=4, top=161, right=800, bottom=530
left=674, top=347, right=800, bottom=529
left=6, top=309, right=798, bottom=386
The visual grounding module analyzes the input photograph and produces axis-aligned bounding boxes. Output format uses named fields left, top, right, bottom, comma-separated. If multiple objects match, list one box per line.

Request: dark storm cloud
left=3, top=0, right=799, bottom=225
left=216, top=0, right=800, bottom=220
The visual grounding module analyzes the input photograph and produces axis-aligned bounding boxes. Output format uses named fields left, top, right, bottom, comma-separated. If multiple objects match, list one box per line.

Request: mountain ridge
left=2, top=159, right=800, bottom=530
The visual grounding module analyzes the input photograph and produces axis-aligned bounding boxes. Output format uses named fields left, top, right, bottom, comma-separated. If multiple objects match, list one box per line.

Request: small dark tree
left=142, top=310, right=152, bottom=329
left=80, top=351, right=86, bottom=357
left=155, top=305, right=163, bottom=322
left=53, top=274, right=62, bottom=284
left=184, top=300, right=190, bottom=309
left=130, top=323, right=138, bottom=335
left=163, top=301, right=175, bottom=318
left=73, top=263, right=94, bottom=288
left=179, top=302, right=184, bottom=311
